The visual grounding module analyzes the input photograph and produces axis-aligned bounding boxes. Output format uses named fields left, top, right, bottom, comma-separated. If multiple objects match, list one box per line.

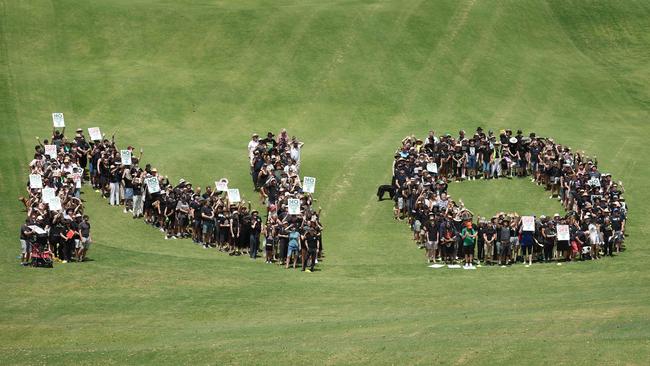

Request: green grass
left=1, top=0, right=650, bottom=364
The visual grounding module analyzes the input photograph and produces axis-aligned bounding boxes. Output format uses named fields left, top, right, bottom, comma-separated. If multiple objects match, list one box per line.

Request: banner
left=145, top=177, right=160, bottom=193
left=120, top=150, right=132, bottom=165
left=287, top=198, right=301, bottom=215
left=521, top=216, right=535, bottom=232
left=44, top=144, right=57, bottom=158
left=88, top=127, right=102, bottom=141
left=42, top=187, right=56, bottom=203
left=48, top=196, right=62, bottom=211
left=29, top=174, right=43, bottom=189
left=227, top=188, right=241, bottom=203
left=303, top=176, right=316, bottom=193
left=215, top=178, right=229, bottom=192
left=557, top=224, right=570, bottom=241
left=426, top=162, right=438, bottom=173
left=52, top=112, right=65, bottom=128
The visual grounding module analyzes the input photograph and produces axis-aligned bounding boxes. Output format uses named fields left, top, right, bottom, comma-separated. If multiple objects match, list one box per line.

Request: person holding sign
left=519, top=220, right=535, bottom=267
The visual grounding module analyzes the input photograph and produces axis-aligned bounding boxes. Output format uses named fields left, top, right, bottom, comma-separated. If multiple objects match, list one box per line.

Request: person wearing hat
left=248, top=133, right=259, bottom=165
left=460, top=221, right=477, bottom=268
left=497, top=218, right=512, bottom=265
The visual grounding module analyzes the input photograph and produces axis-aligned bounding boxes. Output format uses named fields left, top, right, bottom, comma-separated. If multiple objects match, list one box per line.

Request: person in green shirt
left=461, top=221, right=478, bottom=267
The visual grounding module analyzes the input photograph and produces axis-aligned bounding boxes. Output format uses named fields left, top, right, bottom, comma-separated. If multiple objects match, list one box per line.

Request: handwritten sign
left=42, top=187, right=56, bottom=203
left=120, top=150, right=132, bottom=165
left=88, top=127, right=102, bottom=141
left=52, top=113, right=65, bottom=128
left=426, top=162, right=438, bottom=173
left=29, top=174, right=43, bottom=189
left=48, top=196, right=62, bottom=211
left=521, top=216, right=535, bottom=232
left=28, top=225, right=47, bottom=235
left=287, top=198, right=301, bottom=215
left=303, top=176, right=316, bottom=193
left=44, top=144, right=57, bottom=158
left=145, top=177, right=160, bottom=193
left=215, top=178, right=229, bottom=192
left=557, top=224, right=570, bottom=241
left=227, top=188, right=241, bottom=203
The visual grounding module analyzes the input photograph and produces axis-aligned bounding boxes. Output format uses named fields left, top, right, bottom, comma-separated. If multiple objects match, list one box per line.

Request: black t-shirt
left=306, top=234, right=318, bottom=249
left=20, top=224, right=30, bottom=240
left=201, top=206, right=213, bottom=222
left=79, top=221, right=91, bottom=237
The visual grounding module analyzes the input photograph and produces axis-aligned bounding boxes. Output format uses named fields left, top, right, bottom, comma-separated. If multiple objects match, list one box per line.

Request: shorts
left=521, top=245, right=533, bottom=256
left=412, top=220, right=421, bottom=232
left=397, top=197, right=404, bottom=210
left=287, top=244, right=299, bottom=257
left=75, top=239, right=83, bottom=249
left=463, top=245, right=474, bottom=256
left=20, top=239, right=30, bottom=254
left=425, top=240, right=438, bottom=251
left=82, top=236, right=91, bottom=249
left=499, top=241, right=511, bottom=256
left=510, top=237, right=518, bottom=247
left=124, top=188, right=134, bottom=200
left=202, top=222, right=214, bottom=234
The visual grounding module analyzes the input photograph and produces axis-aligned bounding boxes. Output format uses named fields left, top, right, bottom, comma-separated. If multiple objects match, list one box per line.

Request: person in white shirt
left=247, top=133, right=259, bottom=165
left=290, top=139, right=303, bottom=171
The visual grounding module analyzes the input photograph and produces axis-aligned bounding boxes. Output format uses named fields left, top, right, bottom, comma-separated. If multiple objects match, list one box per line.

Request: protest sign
left=287, top=198, right=301, bottom=215
left=88, top=127, right=102, bottom=141
left=145, top=177, right=160, bottom=193
left=48, top=196, right=62, bottom=211
left=587, top=177, right=601, bottom=187
left=29, top=174, right=43, bottom=189
left=215, top=178, right=229, bottom=192
left=28, top=225, right=47, bottom=235
left=557, top=224, right=570, bottom=241
left=52, top=113, right=65, bottom=128
left=44, top=144, right=57, bottom=158
left=303, top=176, right=316, bottom=193
left=42, top=187, right=56, bottom=203
left=120, top=150, right=132, bottom=165
left=227, top=188, right=241, bottom=203
left=426, top=162, right=438, bottom=173
left=522, top=216, right=535, bottom=232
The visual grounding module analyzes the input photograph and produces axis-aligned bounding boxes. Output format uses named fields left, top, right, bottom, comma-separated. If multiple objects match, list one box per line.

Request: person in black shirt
left=302, top=228, right=318, bottom=272
left=248, top=210, right=262, bottom=259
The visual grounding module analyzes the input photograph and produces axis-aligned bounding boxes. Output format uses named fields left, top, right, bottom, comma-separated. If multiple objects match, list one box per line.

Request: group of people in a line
left=248, top=130, right=324, bottom=271
left=390, top=128, right=627, bottom=267
left=19, top=127, right=93, bottom=266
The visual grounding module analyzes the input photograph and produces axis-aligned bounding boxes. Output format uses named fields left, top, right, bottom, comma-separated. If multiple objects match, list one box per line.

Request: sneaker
left=62, top=260, right=68, bottom=263
left=305, top=269, right=312, bottom=273
left=123, top=209, right=128, bottom=214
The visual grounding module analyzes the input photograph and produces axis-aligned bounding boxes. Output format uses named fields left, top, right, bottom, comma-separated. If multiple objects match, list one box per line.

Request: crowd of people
left=28, top=126, right=324, bottom=272
left=248, top=129, right=324, bottom=271
left=388, top=128, right=628, bottom=268
left=19, top=127, right=93, bottom=266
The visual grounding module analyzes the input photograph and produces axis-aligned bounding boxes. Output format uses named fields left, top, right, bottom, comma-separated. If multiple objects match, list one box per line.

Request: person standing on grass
left=77, top=215, right=91, bottom=262
left=541, top=221, right=556, bottom=262
left=460, top=221, right=477, bottom=267
left=286, top=225, right=300, bottom=269
left=248, top=210, right=262, bottom=260
left=519, top=224, right=534, bottom=266
left=201, top=200, right=214, bottom=247
left=302, top=228, right=318, bottom=272
left=498, top=218, right=511, bottom=266
left=482, top=217, right=497, bottom=265
left=19, top=219, right=34, bottom=266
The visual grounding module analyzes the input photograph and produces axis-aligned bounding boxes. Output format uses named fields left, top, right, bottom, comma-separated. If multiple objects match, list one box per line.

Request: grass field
left=1, top=0, right=650, bottom=364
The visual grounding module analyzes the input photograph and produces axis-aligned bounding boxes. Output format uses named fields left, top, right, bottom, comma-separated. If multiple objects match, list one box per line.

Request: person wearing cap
left=460, top=221, right=477, bottom=268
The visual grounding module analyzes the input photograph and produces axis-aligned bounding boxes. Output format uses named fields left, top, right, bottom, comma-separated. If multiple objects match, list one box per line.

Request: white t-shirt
left=290, top=146, right=301, bottom=162
left=247, top=140, right=259, bottom=162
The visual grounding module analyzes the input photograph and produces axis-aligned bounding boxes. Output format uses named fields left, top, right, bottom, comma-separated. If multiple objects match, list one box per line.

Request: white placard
left=145, top=177, right=161, bottom=193
left=120, top=150, right=132, bottom=165
left=303, top=176, right=316, bottom=193
left=215, top=178, right=229, bottom=192
left=44, top=144, right=57, bottom=158
left=29, top=174, right=43, bottom=189
left=88, top=127, right=102, bottom=141
left=287, top=198, right=301, bottom=215
left=28, top=225, right=47, bottom=235
left=557, top=224, right=570, bottom=241
left=426, top=162, right=438, bottom=173
left=42, top=187, right=56, bottom=203
left=522, top=216, right=535, bottom=232
left=48, top=196, right=62, bottom=211
left=52, top=113, right=65, bottom=128
left=227, top=188, right=241, bottom=203
left=587, top=177, right=601, bottom=187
